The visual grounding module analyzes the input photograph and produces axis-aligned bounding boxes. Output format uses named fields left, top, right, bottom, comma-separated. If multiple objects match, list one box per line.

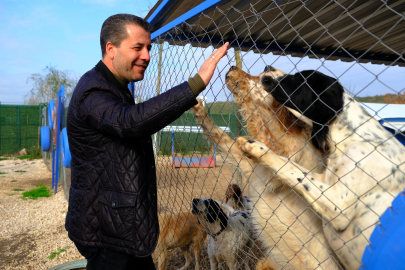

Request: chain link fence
left=137, top=0, right=405, bottom=269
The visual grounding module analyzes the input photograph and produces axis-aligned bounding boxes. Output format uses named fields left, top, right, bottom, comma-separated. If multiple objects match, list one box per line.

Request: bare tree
left=24, top=66, right=78, bottom=105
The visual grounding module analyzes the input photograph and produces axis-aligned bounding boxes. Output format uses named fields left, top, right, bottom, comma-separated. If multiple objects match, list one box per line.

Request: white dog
left=191, top=198, right=253, bottom=270
left=237, top=68, right=405, bottom=270
left=193, top=67, right=342, bottom=270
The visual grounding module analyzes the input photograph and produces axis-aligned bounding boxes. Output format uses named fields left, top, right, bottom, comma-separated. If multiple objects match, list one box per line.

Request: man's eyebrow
left=132, top=42, right=151, bottom=47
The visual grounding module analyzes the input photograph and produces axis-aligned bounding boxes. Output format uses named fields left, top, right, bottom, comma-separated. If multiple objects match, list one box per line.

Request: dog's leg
left=224, top=255, right=237, bottom=270
left=193, top=100, right=256, bottom=175
left=192, top=232, right=205, bottom=270
left=207, top=238, right=218, bottom=270
left=157, top=247, right=168, bottom=270
left=237, top=138, right=358, bottom=232
left=209, top=253, right=219, bottom=270
left=255, top=257, right=278, bottom=270
left=178, top=244, right=192, bottom=270
left=244, top=239, right=254, bottom=270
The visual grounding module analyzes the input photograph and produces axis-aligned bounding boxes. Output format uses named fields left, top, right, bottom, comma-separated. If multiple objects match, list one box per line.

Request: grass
left=14, top=170, right=26, bottom=173
left=6, top=193, right=16, bottom=196
left=11, top=180, right=17, bottom=182
left=0, top=158, right=7, bottom=161
left=17, top=146, right=42, bottom=160
left=13, top=188, right=24, bottom=191
left=48, top=246, right=69, bottom=259
left=22, top=184, right=51, bottom=200
left=28, top=146, right=42, bottom=159
left=0, top=172, right=8, bottom=175
left=17, top=155, right=33, bottom=160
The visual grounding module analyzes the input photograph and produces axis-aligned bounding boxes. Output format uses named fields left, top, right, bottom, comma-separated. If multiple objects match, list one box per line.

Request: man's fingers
left=197, top=42, right=230, bottom=85
left=210, top=42, right=229, bottom=62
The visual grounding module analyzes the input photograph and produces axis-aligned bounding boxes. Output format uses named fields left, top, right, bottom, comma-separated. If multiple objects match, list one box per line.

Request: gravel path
left=0, top=156, right=257, bottom=269
left=0, top=158, right=84, bottom=269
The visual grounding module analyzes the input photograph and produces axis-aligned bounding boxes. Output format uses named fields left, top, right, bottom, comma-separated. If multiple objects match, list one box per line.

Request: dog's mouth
left=225, top=71, right=231, bottom=83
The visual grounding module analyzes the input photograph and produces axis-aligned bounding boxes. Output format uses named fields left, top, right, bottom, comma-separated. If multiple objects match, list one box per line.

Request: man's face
left=112, top=24, right=151, bottom=82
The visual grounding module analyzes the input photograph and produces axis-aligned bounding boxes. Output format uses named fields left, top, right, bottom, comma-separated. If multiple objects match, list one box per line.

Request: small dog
left=155, top=212, right=207, bottom=270
left=191, top=198, right=253, bottom=270
left=224, top=183, right=250, bottom=214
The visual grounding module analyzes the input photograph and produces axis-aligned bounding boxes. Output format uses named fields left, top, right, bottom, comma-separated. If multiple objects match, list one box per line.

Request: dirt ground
left=0, top=155, right=265, bottom=270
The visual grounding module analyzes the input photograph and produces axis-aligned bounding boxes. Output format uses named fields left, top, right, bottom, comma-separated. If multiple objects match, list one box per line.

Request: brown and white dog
left=155, top=212, right=207, bottom=270
left=224, top=183, right=250, bottom=213
left=236, top=67, right=405, bottom=270
left=193, top=67, right=341, bottom=269
left=191, top=198, right=253, bottom=270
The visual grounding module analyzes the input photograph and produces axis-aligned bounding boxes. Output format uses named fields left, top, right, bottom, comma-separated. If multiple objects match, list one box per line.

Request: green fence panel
left=0, top=105, right=41, bottom=155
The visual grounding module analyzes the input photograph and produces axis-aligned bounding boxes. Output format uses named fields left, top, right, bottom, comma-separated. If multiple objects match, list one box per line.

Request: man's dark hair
left=100, top=14, right=150, bottom=57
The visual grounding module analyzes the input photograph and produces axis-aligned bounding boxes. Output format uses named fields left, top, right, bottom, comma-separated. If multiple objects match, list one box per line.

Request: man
left=65, top=14, right=229, bottom=270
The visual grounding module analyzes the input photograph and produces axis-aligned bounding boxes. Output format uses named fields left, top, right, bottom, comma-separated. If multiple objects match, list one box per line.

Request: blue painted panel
left=361, top=189, right=405, bottom=270
left=57, top=85, right=65, bottom=97
left=378, top=118, right=405, bottom=146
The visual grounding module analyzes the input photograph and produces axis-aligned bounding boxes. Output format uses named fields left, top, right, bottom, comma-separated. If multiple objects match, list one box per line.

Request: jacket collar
left=95, top=60, right=133, bottom=102
left=97, top=60, right=131, bottom=87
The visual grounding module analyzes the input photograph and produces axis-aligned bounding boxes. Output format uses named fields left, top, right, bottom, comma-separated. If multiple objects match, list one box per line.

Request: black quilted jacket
left=65, top=61, right=198, bottom=257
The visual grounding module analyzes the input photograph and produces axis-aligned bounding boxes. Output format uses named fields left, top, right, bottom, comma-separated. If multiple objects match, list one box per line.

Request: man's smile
left=134, top=64, right=147, bottom=70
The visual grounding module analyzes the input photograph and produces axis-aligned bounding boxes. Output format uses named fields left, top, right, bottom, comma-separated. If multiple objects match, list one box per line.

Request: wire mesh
left=138, top=1, right=405, bottom=269
left=0, top=105, right=42, bottom=155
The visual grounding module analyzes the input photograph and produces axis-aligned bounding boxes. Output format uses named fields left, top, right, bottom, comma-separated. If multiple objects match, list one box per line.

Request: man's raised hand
left=197, top=42, right=230, bottom=86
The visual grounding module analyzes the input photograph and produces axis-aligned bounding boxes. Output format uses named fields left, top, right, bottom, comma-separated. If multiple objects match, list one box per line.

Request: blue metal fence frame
left=149, top=0, right=232, bottom=40
left=52, top=85, right=65, bottom=194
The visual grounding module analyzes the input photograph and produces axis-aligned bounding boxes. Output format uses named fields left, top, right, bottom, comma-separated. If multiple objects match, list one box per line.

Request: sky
left=0, top=0, right=157, bottom=104
left=0, top=0, right=403, bottom=105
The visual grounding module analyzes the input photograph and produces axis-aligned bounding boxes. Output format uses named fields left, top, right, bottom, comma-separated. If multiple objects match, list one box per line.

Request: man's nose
left=141, top=49, right=150, bottom=62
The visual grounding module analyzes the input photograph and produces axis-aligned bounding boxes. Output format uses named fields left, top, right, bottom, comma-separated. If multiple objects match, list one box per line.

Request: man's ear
left=105, top=42, right=116, bottom=59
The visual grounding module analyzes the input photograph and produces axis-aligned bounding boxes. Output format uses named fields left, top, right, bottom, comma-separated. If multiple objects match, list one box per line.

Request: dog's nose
left=264, top=65, right=277, bottom=72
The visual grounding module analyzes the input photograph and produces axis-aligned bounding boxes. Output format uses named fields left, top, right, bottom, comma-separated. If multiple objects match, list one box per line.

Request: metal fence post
left=18, top=106, right=21, bottom=151
left=153, top=42, right=163, bottom=156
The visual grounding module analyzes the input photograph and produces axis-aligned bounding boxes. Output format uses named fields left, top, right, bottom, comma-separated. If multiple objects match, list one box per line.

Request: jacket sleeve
left=78, top=82, right=198, bottom=138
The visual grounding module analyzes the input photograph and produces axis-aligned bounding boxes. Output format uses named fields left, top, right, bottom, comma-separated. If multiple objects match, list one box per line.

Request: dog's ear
left=206, top=200, right=228, bottom=228
left=262, top=70, right=344, bottom=154
left=205, top=199, right=217, bottom=223
left=226, top=184, right=242, bottom=201
left=299, top=71, right=344, bottom=154
left=232, top=184, right=242, bottom=200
